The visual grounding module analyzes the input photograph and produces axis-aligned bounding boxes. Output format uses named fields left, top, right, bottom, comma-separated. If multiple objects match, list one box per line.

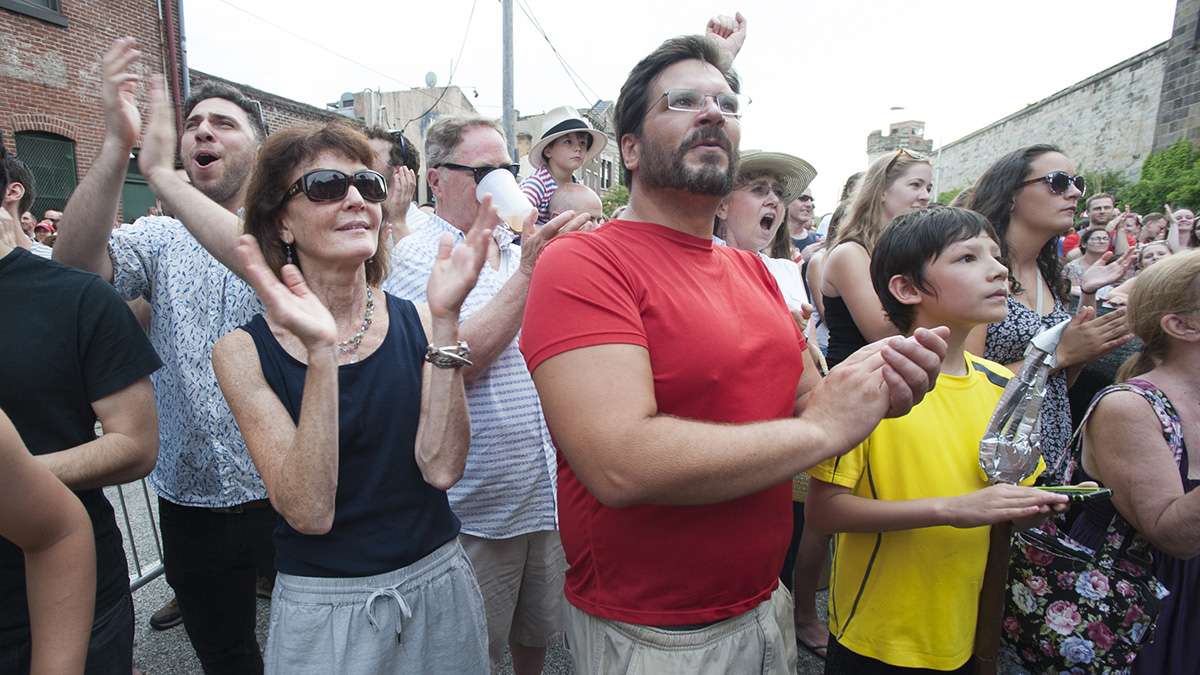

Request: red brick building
left=1, top=0, right=342, bottom=220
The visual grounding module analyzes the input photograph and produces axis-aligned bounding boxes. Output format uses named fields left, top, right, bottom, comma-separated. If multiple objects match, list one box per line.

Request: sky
left=182, top=0, right=1178, bottom=209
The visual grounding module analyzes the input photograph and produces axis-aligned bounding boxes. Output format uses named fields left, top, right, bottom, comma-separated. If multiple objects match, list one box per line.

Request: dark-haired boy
left=807, top=206, right=1068, bottom=674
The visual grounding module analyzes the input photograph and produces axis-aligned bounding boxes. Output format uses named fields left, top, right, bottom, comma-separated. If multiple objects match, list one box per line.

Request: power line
left=400, top=0, right=478, bottom=132
left=514, top=0, right=602, bottom=108
left=210, top=0, right=442, bottom=104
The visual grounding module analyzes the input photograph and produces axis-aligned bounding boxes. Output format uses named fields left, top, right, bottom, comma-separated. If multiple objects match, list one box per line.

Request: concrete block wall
left=932, top=44, right=1167, bottom=196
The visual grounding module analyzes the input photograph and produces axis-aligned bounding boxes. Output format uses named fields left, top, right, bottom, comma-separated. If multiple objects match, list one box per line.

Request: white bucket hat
left=737, top=150, right=817, bottom=203
left=528, top=105, right=608, bottom=170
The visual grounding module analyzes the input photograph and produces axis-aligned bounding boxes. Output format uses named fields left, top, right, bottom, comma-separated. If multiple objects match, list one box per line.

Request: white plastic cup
left=476, top=169, right=535, bottom=233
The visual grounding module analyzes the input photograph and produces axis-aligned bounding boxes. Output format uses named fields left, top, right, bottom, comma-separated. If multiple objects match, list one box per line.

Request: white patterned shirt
left=385, top=213, right=558, bottom=538
left=109, top=216, right=267, bottom=507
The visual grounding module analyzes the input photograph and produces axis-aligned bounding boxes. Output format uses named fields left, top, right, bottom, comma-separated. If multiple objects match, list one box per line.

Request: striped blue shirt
left=384, top=214, right=557, bottom=539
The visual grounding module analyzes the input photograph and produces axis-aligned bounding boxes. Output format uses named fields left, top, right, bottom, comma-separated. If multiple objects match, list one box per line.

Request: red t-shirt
left=1062, top=231, right=1081, bottom=254
left=520, top=219, right=806, bottom=626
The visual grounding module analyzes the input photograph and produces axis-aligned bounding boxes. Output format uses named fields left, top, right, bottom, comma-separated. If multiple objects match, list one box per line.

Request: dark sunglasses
left=1021, top=171, right=1085, bottom=196
left=436, top=163, right=520, bottom=184
left=283, top=169, right=388, bottom=204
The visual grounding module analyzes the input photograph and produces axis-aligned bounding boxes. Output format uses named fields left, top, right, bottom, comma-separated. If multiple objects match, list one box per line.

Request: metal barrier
left=111, top=478, right=166, bottom=592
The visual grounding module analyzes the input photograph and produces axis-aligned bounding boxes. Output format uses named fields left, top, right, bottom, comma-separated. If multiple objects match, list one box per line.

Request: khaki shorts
left=566, top=584, right=797, bottom=675
left=460, top=531, right=567, bottom=668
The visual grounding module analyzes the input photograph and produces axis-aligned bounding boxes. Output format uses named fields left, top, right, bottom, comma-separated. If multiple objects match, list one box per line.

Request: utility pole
left=501, top=0, right=516, bottom=159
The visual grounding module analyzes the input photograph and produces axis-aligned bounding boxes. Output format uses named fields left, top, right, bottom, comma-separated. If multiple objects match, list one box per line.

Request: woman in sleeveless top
left=821, top=149, right=932, bottom=368
left=1075, top=251, right=1200, bottom=674
left=205, top=123, right=492, bottom=673
left=965, top=145, right=1134, bottom=482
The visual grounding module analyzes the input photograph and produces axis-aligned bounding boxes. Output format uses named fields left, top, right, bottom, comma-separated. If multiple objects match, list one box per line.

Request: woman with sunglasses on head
left=966, top=145, right=1134, bottom=482
left=146, top=122, right=492, bottom=673
left=820, top=149, right=932, bottom=368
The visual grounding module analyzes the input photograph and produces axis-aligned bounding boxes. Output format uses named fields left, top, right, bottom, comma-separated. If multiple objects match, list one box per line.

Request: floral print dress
left=1079, top=380, right=1198, bottom=675
left=986, top=295, right=1074, bottom=482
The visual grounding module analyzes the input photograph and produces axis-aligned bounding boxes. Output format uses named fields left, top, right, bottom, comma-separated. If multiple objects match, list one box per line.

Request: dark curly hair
left=967, top=144, right=1070, bottom=301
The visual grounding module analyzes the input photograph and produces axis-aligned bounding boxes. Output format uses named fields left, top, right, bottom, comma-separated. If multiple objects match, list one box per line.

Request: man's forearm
left=147, top=171, right=244, bottom=277
left=37, top=432, right=157, bottom=491
left=579, top=414, right=848, bottom=508
left=52, top=139, right=130, bottom=280
left=458, top=271, right=531, bottom=383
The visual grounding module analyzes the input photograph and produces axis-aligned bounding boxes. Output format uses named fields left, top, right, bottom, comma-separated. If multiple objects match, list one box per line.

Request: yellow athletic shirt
left=808, top=353, right=1043, bottom=670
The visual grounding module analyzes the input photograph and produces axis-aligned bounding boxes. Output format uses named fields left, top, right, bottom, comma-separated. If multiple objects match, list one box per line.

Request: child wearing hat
left=521, top=106, right=607, bottom=226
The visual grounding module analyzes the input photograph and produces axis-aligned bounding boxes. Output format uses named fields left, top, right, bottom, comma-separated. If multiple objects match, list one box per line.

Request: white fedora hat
left=528, top=105, right=608, bottom=170
left=737, top=150, right=817, bottom=203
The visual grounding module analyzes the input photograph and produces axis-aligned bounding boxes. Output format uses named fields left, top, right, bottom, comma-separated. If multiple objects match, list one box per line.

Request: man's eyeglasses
left=436, top=163, right=520, bottom=184
left=283, top=169, right=388, bottom=204
left=659, top=89, right=751, bottom=118
left=1021, top=171, right=1086, bottom=196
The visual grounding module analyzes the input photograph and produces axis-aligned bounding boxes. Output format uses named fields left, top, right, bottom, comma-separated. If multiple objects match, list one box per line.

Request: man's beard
left=638, top=127, right=737, bottom=196
left=186, top=154, right=253, bottom=206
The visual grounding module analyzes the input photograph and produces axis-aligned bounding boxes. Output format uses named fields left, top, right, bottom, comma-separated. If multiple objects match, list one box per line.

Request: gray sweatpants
left=264, top=539, right=489, bottom=674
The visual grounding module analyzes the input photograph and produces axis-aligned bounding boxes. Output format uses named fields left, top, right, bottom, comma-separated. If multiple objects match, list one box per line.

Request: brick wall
left=1153, top=0, right=1200, bottom=150
left=1, top=0, right=175, bottom=207
left=932, top=44, right=1167, bottom=196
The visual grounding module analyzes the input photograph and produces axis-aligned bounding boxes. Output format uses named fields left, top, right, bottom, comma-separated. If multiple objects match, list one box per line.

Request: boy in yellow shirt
left=807, top=206, right=1069, bottom=673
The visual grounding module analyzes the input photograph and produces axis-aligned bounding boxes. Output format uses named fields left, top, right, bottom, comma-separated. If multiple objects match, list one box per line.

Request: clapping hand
left=518, top=208, right=593, bottom=277
left=102, top=38, right=142, bottom=150
left=426, top=196, right=494, bottom=319
left=1056, top=306, right=1133, bottom=368
left=1080, top=247, right=1135, bottom=294
left=389, top=165, right=416, bottom=219
left=138, top=74, right=177, bottom=184
left=235, top=235, right=338, bottom=350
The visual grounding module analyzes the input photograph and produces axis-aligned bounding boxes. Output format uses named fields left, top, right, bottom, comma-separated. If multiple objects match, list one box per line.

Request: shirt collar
left=427, top=212, right=516, bottom=248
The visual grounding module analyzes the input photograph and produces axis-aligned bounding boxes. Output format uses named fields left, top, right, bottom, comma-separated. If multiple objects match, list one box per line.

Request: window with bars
left=14, top=131, right=77, bottom=218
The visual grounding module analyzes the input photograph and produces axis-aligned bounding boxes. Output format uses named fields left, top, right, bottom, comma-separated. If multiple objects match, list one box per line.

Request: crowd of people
left=0, top=11, right=1197, bottom=675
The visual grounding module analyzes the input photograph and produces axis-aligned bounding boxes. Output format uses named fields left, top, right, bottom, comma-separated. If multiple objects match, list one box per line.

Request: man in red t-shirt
left=519, top=26, right=948, bottom=675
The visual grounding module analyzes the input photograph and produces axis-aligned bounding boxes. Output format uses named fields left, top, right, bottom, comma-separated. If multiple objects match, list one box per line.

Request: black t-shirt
left=0, top=249, right=161, bottom=645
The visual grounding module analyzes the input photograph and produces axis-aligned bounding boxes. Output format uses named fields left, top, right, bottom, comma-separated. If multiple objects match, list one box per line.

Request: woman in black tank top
left=155, top=122, right=494, bottom=673
left=822, top=149, right=933, bottom=367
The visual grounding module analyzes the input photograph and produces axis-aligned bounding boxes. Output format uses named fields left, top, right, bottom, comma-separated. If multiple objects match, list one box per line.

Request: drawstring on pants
left=364, top=587, right=413, bottom=643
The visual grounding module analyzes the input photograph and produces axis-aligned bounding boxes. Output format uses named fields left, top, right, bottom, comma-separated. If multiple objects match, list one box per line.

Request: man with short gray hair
left=384, top=116, right=588, bottom=675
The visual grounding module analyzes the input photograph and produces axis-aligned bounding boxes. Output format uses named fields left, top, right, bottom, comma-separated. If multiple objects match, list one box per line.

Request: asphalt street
left=107, top=481, right=826, bottom=674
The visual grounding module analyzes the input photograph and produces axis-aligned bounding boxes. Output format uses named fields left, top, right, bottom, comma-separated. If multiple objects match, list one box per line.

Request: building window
left=0, top=0, right=68, bottom=27
left=122, top=151, right=158, bottom=223
left=15, top=131, right=77, bottom=217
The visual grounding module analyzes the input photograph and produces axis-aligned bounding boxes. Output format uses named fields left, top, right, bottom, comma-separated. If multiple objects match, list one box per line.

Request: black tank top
left=242, top=293, right=460, bottom=577
left=823, top=294, right=867, bottom=369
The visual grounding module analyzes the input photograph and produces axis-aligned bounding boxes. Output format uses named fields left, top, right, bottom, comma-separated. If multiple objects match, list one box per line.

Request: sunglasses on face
left=1021, top=171, right=1086, bottom=196
left=659, top=89, right=751, bottom=118
left=436, top=163, right=520, bottom=184
left=283, top=169, right=388, bottom=204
